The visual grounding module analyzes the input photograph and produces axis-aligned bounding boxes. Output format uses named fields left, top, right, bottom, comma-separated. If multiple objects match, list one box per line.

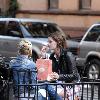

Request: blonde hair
left=18, top=39, right=32, bottom=56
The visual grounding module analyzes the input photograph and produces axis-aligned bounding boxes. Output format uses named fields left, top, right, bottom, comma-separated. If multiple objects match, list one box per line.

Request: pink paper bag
left=36, top=59, right=52, bottom=80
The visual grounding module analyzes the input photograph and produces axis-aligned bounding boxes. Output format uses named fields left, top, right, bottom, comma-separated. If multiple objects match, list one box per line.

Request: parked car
left=0, top=18, right=79, bottom=63
left=76, top=23, right=100, bottom=79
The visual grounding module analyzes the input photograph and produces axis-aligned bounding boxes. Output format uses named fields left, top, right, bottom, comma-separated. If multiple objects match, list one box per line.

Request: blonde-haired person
left=18, top=39, right=33, bottom=57
left=9, top=39, right=37, bottom=99
left=39, top=31, right=80, bottom=100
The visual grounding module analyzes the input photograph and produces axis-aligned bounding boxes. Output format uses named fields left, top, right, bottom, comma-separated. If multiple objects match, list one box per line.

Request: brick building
left=0, top=0, right=9, bottom=14
left=1, top=0, right=100, bottom=38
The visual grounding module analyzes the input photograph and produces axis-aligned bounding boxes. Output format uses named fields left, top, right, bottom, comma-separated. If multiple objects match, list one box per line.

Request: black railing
left=10, top=79, right=100, bottom=100
left=0, top=64, right=99, bottom=100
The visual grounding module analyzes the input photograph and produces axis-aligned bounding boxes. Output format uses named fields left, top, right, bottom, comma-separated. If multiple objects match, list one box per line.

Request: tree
left=8, top=0, right=19, bottom=17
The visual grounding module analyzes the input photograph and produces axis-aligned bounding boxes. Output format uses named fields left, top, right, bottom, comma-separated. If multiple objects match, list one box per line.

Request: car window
left=0, top=21, right=6, bottom=35
left=6, top=21, right=23, bottom=38
left=84, top=25, right=100, bottom=42
left=21, top=22, right=60, bottom=37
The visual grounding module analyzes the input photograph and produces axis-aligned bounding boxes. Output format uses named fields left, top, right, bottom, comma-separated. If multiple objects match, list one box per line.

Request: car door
left=1, top=21, right=23, bottom=59
left=95, top=25, right=100, bottom=52
left=79, top=25, right=100, bottom=59
left=0, top=21, right=7, bottom=56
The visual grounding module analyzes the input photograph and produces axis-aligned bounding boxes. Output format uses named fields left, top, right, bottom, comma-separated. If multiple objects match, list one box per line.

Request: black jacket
left=49, top=49, right=80, bottom=83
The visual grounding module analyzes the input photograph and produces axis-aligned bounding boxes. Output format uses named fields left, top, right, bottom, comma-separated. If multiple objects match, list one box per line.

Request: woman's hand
left=52, top=72, right=59, bottom=80
left=40, top=45, right=49, bottom=58
left=47, top=72, right=59, bottom=81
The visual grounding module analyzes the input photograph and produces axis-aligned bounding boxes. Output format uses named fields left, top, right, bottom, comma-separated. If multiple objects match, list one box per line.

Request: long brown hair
left=49, top=31, right=67, bottom=49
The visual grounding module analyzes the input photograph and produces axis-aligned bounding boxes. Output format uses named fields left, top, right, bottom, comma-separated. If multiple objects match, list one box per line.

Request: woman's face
left=48, top=37, right=57, bottom=51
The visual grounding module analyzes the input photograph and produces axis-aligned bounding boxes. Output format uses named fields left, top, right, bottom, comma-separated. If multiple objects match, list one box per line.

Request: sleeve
left=9, top=59, right=17, bottom=68
left=29, top=61, right=37, bottom=84
left=59, top=67, right=79, bottom=82
left=58, top=51, right=80, bottom=82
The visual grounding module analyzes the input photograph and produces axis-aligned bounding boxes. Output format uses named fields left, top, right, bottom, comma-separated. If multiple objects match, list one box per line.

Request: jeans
left=38, top=84, right=63, bottom=100
left=38, top=93, right=50, bottom=100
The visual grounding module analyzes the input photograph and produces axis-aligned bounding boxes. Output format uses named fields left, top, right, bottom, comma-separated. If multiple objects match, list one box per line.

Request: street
left=79, top=85, right=100, bottom=100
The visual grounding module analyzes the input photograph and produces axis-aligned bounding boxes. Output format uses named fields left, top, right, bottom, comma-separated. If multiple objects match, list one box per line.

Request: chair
left=12, top=68, right=37, bottom=100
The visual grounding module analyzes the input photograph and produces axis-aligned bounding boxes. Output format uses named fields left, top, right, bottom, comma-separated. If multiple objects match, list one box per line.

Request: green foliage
left=8, top=0, right=19, bottom=17
left=9, top=0, right=18, bottom=11
left=0, top=0, right=19, bottom=17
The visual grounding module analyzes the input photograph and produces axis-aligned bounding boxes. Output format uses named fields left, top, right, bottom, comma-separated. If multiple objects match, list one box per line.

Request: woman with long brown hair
left=39, top=31, right=80, bottom=100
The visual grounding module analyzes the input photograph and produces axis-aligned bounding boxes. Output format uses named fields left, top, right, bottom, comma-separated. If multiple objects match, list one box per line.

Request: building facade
left=0, top=0, right=9, bottom=15
left=1, top=0, right=100, bottom=38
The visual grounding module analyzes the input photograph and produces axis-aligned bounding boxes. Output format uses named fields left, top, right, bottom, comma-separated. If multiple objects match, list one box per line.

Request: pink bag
left=36, top=59, right=52, bottom=80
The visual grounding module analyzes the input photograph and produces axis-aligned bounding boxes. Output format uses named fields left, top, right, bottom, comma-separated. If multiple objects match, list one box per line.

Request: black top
left=49, top=49, right=80, bottom=83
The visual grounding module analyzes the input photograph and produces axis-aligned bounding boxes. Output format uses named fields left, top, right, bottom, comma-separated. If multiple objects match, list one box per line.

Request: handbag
left=36, top=59, right=52, bottom=80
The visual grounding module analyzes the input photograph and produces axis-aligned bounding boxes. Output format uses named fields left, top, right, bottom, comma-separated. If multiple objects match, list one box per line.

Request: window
left=84, top=25, right=100, bottom=41
left=48, top=0, right=58, bottom=9
left=22, top=22, right=60, bottom=37
left=80, top=0, right=91, bottom=9
left=7, top=21, right=23, bottom=38
left=0, top=21, right=6, bottom=35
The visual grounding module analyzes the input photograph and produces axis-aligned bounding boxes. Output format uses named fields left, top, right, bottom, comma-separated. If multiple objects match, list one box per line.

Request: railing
left=9, top=78, right=100, bottom=100
left=1, top=66, right=98, bottom=100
